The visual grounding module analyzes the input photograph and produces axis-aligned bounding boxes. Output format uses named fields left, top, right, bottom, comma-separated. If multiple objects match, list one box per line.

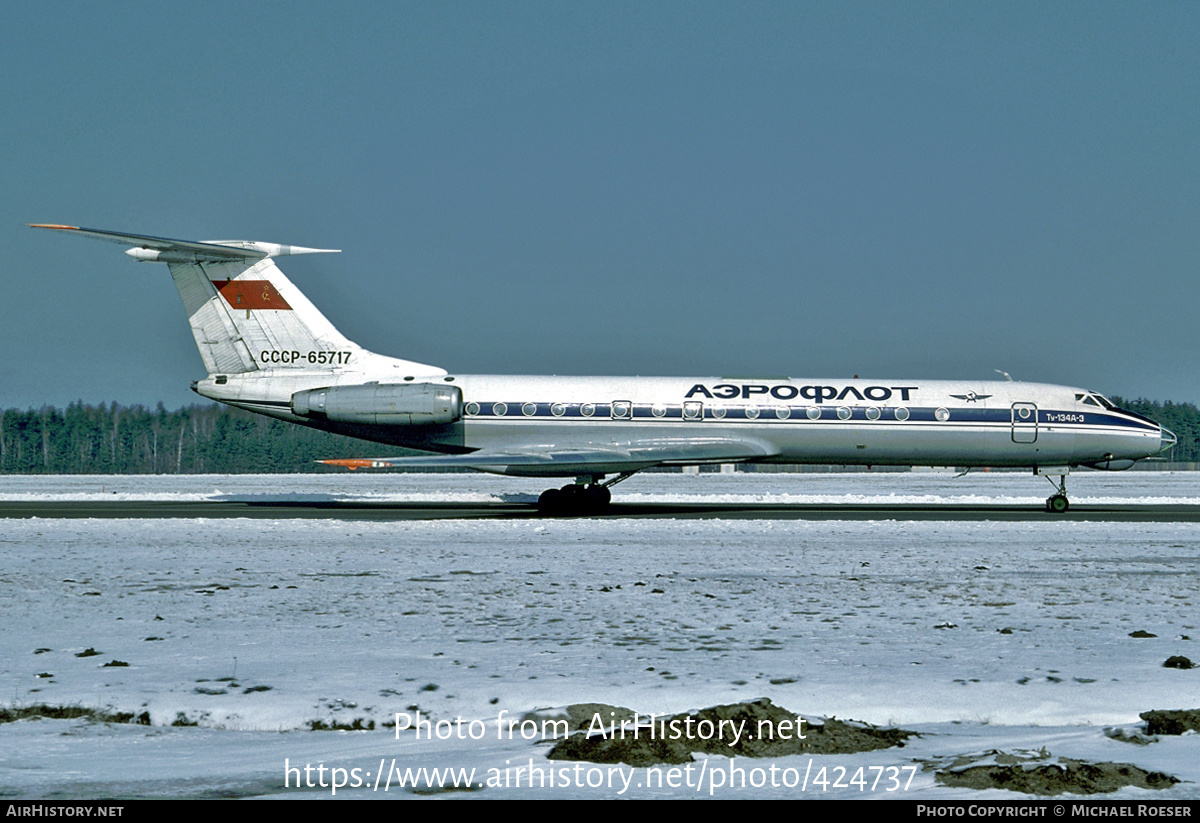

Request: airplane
left=32, top=224, right=1176, bottom=514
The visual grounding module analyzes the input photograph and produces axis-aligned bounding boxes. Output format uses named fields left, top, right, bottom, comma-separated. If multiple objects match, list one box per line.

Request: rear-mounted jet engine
left=291, top=383, right=463, bottom=426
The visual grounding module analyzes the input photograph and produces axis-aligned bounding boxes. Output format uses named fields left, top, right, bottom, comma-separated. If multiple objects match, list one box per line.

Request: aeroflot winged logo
left=950, top=392, right=993, bottom=403
left=214, top=279, right=292, bottom=310
left=685, top=383, right=919, bottom=404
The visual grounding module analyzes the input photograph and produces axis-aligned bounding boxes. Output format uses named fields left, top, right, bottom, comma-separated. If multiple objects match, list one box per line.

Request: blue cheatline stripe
left=462, top=402, right=1160, bottom=432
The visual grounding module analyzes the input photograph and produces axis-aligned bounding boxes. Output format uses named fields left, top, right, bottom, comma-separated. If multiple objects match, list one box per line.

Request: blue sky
left=3, top=1, right=1198, bottom=410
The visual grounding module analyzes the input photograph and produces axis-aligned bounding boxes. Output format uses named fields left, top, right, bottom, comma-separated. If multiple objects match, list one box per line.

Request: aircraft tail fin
left=31, top=225, right=441, bottom=377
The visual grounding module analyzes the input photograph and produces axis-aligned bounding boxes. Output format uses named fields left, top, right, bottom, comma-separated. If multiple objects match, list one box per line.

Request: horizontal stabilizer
left=29, top=225, right=338, bottom=262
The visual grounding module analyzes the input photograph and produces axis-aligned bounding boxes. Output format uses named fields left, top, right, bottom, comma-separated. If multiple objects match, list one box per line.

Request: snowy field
left=1, top=471, right=1198, bottom=800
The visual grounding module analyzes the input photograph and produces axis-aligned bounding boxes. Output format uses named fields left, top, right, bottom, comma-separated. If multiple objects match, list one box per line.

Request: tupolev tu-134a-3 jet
left=33, top=224, right=1175, bottom=513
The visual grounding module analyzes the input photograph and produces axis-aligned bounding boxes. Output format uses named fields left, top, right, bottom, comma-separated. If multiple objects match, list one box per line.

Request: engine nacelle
left=291, top=383, right=463, bottom=426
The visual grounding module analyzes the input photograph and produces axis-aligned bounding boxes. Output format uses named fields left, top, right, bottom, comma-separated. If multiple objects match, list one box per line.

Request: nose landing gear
left=1044, top=474, right=1070, bottom=513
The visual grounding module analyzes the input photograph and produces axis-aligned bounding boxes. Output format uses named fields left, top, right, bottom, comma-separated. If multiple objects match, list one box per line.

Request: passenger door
left=1011, top=403, right=1038, bottom=443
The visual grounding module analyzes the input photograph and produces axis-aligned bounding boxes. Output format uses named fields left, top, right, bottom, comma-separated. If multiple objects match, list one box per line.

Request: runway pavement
left=2, top=499, right=1198, bottom=521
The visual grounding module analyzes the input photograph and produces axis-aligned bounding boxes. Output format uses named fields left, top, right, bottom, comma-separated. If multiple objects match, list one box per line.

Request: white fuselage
left=195, top=368, right=1169, bottom=476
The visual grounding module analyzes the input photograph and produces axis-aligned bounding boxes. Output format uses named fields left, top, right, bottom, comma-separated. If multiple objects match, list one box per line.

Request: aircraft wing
left=320, top=437, right=780, bottom=477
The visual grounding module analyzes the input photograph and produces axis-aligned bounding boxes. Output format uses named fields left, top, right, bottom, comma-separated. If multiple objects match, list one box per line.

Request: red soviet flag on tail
left=213, top=279, right=293, bottom=310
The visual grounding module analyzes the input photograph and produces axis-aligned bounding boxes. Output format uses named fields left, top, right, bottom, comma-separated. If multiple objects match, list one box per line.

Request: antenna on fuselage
left=994, top=369, right=1014, bottom=382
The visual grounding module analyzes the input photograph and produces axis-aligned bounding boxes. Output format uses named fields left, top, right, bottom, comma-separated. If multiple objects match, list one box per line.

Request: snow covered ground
left=1, top=471, right=1198, bottom=799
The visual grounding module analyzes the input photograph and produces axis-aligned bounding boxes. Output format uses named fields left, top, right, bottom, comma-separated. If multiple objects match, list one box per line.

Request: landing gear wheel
left=1046, top=494, right=1069, bottom=513
left=537, top=471, right=636, bottom=514
left=537, top=483, right=612, bottom=514
left=1041, top=473, right=1071, bottom=514
left=586, top=485, right=611, bottom=507
left=538, top=487, right=564, bottom=511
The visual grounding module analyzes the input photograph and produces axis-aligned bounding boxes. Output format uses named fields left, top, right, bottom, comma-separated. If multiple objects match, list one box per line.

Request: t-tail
left=29, top=225, right=444, bottom=378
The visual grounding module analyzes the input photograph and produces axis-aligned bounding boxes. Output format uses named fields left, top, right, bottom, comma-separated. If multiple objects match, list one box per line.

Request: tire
left=586, top=485, right=612, bottom=507
left=538, top=488, right=564, bottom=512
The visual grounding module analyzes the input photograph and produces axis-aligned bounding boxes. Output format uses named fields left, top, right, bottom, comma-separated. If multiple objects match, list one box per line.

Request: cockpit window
left=1078, top=392, right=1113, bottom=408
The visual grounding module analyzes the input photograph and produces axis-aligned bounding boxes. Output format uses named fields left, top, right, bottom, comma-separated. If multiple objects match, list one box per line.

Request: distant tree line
left=0, top=398, right=1196, bottom=474
left=0, top=402, right=419, bottom=474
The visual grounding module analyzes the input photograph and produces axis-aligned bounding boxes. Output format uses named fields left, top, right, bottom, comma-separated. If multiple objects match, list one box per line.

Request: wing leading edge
left=320, top=437, right=780, bottom=477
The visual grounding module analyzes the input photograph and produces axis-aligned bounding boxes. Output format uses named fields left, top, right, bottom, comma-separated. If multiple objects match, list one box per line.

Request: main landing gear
left=537, top=472, right=637, bottom=514
left=1044, top=474, right=1070, bottom=513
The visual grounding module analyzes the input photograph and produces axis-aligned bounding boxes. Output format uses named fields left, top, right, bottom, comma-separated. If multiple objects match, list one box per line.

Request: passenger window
left=837, top=407, right=852, bottom=420
left=551, top=403, right=565, bottom=416
left=580, top=403, right=595, bottom=417
left=745, top=406, right=760, bottom=419
left=935, top=407, right=950, bottom=421
left=775, top=406, right=790, bottom=420
left=493, top=402, right=508, bottom=416
left=710, top=406, right=727, bottom=419
left=806, top=407, right=821, bottom=420
left=465, top=402, right=480, bottom=416
left=894, top=407, right=910, bottom=421
left=522, top=403, right=537, bottom=416
left=865, top=407, right=880, bottom=420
